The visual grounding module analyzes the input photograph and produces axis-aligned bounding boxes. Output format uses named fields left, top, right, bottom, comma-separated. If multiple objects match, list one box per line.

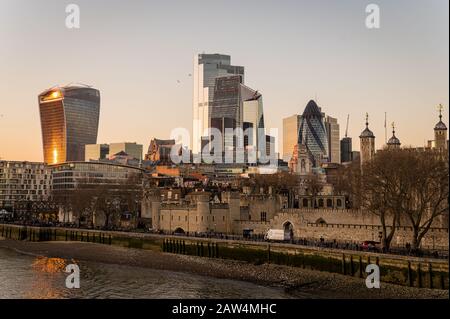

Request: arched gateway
left=283, top=221, right=294, bottom=240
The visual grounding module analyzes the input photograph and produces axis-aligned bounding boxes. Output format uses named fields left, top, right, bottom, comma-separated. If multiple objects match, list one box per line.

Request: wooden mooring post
left=341, top=254, right=347, bottom=275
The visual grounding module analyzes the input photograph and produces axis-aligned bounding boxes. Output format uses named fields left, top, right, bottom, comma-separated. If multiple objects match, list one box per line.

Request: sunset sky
left=0, top=0, right=448, bottom=162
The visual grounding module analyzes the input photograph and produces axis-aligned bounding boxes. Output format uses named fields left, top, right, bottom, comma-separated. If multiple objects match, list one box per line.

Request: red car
left=360, top=241, right=381, bottom=252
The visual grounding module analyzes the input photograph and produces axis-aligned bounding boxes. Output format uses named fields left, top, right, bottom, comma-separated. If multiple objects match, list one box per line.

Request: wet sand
left=0, top=239, right=448, bottom=299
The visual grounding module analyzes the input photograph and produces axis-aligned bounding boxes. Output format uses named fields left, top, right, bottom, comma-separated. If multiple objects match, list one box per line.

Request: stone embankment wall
left=238, top=209, right=449, bottom=250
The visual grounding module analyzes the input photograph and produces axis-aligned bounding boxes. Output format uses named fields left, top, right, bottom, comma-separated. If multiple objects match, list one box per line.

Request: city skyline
left=0, top=0, right=448, bottom=162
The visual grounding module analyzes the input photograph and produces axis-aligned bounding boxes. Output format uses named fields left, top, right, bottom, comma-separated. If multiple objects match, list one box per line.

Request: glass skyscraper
left=38, top=85, right=100, bottom=164
left=192, top=54, right=244, bottom=154
left=298, top=100, right=329, bottom=163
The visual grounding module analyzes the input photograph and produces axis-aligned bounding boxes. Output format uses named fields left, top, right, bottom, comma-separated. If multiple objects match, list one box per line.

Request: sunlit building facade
left=325, top=116, right=340, bottom=164
left=38, top=85, right=100, bottom=164
left=282, top=114, right=301, bottom=162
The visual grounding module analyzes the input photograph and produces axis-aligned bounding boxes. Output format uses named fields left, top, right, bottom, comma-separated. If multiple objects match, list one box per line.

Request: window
left=303, top=198, right=308, bottom=207
left=327, top=199, right=333, bottom=207
left=260, top=211, right=267, bottom=222
left=318, top=199, right=324, bottom=207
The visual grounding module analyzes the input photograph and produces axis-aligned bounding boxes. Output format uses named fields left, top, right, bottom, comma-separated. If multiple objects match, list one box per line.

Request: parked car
left=360, top=240, right=381, bottom=252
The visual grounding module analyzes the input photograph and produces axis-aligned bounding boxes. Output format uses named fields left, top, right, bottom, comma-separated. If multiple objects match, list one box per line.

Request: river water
left=0, top=248, right=297, bottom=299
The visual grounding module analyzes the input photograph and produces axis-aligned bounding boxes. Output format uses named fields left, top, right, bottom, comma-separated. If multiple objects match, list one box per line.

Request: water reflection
left=0, top=248, right=299, bottom=299
left=24, top=256, right=69, bottom=299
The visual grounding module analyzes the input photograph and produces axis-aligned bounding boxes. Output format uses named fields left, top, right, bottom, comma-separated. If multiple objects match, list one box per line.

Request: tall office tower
left=359, top=113, right=375, bottom=167
left=434, top=104, right=447, bottom=152
left=265, top=135, right=276, bottom=157
left=282, top=115, right=301, bottom=162
left=340, top=137, right=352, bottom=163
left=242, top=89, right=265, bottom=158
left=192, top=53, right=244, bottom=154
left=109, top=142, right=143, bottom=160
left=38, top=84, right=100, bottom=164
left=325, top=116, right=340, bottom=164
left=298, top=100, right=329, bottom=164
left=209, top=75, right=263, bottom=157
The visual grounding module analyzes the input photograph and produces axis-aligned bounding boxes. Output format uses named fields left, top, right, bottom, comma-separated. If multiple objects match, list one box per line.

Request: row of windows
left=161, top=215, right=227, bottom=222
left=0, top=184, right=48, bottom=190
left=0, top=178, right=49, bottom=185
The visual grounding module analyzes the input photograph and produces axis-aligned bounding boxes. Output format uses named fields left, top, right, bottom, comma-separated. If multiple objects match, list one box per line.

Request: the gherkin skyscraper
left=297, top=100, right=329, bottom=163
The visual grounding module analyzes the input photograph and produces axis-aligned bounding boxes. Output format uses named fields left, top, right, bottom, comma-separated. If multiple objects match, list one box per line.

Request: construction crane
left=345, top=114, right=349, bottom=138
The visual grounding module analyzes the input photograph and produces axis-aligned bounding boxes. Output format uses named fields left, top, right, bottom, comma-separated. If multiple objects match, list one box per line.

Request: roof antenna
left=345, top=114, right=349, bottom=138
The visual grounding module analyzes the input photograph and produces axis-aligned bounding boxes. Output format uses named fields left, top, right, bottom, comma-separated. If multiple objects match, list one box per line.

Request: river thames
left=0, top=248, right=296, bottom=299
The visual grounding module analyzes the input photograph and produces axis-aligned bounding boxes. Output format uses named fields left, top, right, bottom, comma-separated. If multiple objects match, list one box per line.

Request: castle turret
left=434, top=104, right=447, bottom=151
left=359, top=113, right=375, bottom=166
left=387, top=122, right=401, bottom=150
left=195, top=192, right=211, bottom=233
left=148, top=189, right=161, bottom=230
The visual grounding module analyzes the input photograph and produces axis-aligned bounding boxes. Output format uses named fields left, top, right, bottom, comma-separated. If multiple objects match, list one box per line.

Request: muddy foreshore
left=0, top=239, right=447, bottom=299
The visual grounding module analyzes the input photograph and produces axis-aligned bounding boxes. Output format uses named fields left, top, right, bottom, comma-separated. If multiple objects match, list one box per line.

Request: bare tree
left=52, top=173, right=143, bottom=229
left=398, top=149, right=449, bottom=252
left=359, top=150, right=410, bottom=252
left=339, top=148, right=449, bottom=253
left=303, top=173, right=324, bottom=208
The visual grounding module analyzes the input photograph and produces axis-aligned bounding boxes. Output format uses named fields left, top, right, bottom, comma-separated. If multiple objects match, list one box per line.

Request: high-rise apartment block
left=0, top=161, right=52, bottom=212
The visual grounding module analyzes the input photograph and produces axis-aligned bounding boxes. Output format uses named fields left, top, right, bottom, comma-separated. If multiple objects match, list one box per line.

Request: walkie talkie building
left=38, top=85, right=100, bottom=164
